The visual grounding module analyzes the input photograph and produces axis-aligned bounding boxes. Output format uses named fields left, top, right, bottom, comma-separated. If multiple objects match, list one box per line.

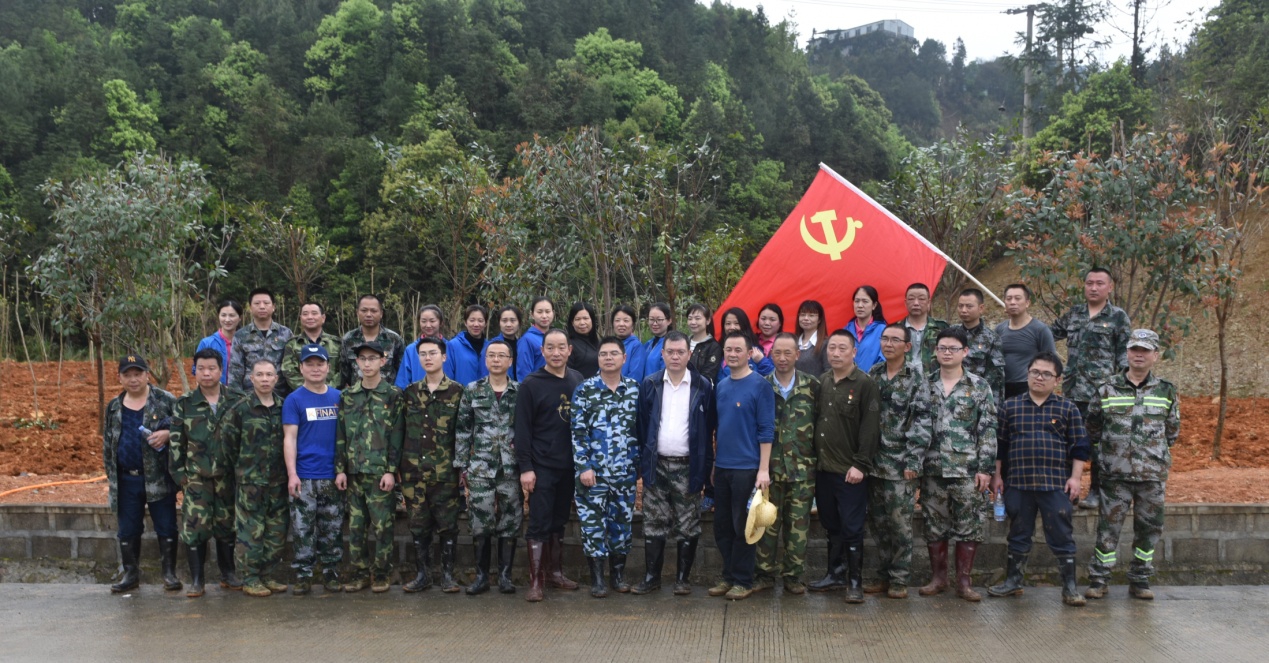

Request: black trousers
left=713, top=467, right=758, bottom=588
left=1004, top=486, right=1076, bottom=556
left=815, top=471, right=869, bottom=547
left=526, top=465, right=574, bottom=541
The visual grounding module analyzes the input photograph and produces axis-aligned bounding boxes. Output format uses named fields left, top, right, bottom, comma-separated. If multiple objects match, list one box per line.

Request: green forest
left=1, top=0, right=1267, bottom=369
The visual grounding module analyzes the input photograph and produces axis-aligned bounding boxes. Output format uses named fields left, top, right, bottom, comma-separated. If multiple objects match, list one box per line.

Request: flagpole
left=818, top=163, right=1007, bottom=309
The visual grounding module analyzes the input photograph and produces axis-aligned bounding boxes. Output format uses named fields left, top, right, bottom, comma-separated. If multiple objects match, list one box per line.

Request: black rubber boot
left=158, top=536, right=183, bottom=591
left=844, top=545, right=865, bottom=604
left=215, top=538, right=242, bottom=590
left=673, top=537, right=699, bottom=595
left=466, top=536, right=492, bottom=595
left=610, top=554, right=630, bottom=593
left=587, top=556, right=609, bottom=598
left=404, top=534, right=432, bottom=592
left=632, top=537, right=666, bottom=594
left=497, top=537, right=517, bottom=594
left=809, top=537, right=848, bottom=592
left=110, top=537, right=142, bottom=593
left=989, top=552, right=1028, bottom=597
left=439, top=535, right=461, bottom=593
left=186, top=541, right=207, bottom=598
left=1060, top=556, right=1087, bottom=606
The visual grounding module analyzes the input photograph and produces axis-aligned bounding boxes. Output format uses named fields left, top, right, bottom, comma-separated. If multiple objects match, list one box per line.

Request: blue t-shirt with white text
left=283, top=385, right=341, bottom=479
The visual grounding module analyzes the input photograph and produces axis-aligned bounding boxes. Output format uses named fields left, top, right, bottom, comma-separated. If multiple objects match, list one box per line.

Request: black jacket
left=688, top=337, right=723, bottom=384
left=513, top=367, right=583, bottom=473
left=567, top=332, right=600, bottom=378
left=637, top=369, right=716, bottom=493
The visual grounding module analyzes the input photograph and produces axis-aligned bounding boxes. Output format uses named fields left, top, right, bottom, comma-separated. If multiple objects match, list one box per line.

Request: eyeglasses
left=1028, top=369, right=1057, bottom=380
left=648, top=317, right=667, bottom=324
left=486, top=353, right=511, bottom=361
left=598, top=351, right=624, bottom=359
left=663, top=349, right=687, bottom=357
left=935, top=346, right=964, bottom=354
left=880, top=336, right=906, bottom=345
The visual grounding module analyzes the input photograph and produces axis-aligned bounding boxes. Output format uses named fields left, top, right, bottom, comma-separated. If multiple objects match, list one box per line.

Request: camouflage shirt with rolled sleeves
left=401, top=377, right=464, bottom=482
left=1050, top=303, right=1130, bottom=402
left=868, top=360, right=933, bottom=480
left=764, top=371, right=820, bottom=482
left=169, top=385, right=244, bottom=484
left=335, top=380, right=404, bottom=477
left=905, top=317, right=950, bottom=376
left=338, top=327, right=407, bottom=390
left=221, top=392, right=286, bottom=486
left=950, top=322, right=1006, bottom=400
left=1086, top=372, right=1179, bottom=482
left=282, top=332, right=343, bottom=391
left=571, top=375, right=641, bottom=479
left=923, top=371, right=998, bottom=478
left=102, top=387, right=178, bottom=513
left=228, top=322, right=294, bottom=392
left=454, top=378, right=519, bottom=479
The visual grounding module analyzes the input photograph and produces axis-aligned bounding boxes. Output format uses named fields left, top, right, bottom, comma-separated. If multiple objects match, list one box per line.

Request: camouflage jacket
left=335, top=380, right=404, bottom=476
left=281, top=331, right=342, bottom=391
left=905, top=317, right=950, bottom=375
left=338, top=326, right=407, bottom=390
left=1051, top=303, right=1130, bottom=402
left=455, top=377, right=518, bottom=480
left=950, top=322, right=1005, bottom=401
left=228, top=321, right=294, bottom=392
left=765, top=371, right=820, bottom=482
left=1086, top=372, right=1179, bottom=481
left=169, top=385, right=244, bottom=484
left=102, top=387, right=177, bottom=513
left=401, top=376, right=464, bottom=483
left=222, top=392, right=286, bottom=486
left=868, top=360, right=933, bottom=480
left=571, top=375, right=641, bottom=479
left=924, top=371, right=998, bottom=478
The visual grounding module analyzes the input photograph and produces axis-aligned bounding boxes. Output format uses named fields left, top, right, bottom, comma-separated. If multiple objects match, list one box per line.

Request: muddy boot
left=919, top=540, right=949, bottom=596
left=809, top=536, right=848, bottom=592
left=158, top=536, right=183, bottom=592
left=844, top=546, right=865, bottom=604
left=185, top=541, right=207, bottom=598
left=526, top=539, right=545, bottom=602
left=467, top=536, right=492, bottom=595
left=497, top=537, right=518, bottom=594
left=673, top=537, right=698, bottom=596
left=587, top=556, right=609, bottom=598
left=989, top=552, right=1027, bottom=597
left=111, top=537, right=142, bottom=594
left=216, top=538, right=242, bottom=590
left=610, top=554, right=630, bottom=593
left=632, top=537, right=666, bottom=594
left=1059, top=556, right=1086, bottom=606
left=546, top=533, right=578, bottom=590
left=954, top=541, right=982, bottom=602
left=862, top=578, right=889, bottom=595
left=1085, top=578, right=1109, bottom=600
left=1129, top=580, right=1154, bottom=600
left=403, top=534, right=432, bottom=592
left=439, top=535, right=461, bottom=593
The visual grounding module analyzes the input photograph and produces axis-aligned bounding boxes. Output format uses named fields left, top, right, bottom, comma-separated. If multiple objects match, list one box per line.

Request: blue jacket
left=718, top=356, right=774, bottom=380
left=192, top=332, right=232, bottom=384
left=443, top=333, right=486, bottom=387
left=395, top=337, right=425, bottom=389
left=620, top=334, right=647, bottom=382
left=637, top=369, right=716, bottom=493
left=515, top=327, right=547, bottom=381
left=642, top=335, right=667, bottom=378
left=844, top=319, right=886, bottom=372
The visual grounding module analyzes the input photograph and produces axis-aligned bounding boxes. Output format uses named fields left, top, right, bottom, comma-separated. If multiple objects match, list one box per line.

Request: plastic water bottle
left=993, top=491, right=1006, bottom=522
left=140, top=425, right=165, bottom=452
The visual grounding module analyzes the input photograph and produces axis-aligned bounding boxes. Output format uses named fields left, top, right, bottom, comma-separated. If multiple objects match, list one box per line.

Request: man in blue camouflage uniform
left=571, top=336, right=641, bottom=597
left=1084, top=329, right=1178, bottom=601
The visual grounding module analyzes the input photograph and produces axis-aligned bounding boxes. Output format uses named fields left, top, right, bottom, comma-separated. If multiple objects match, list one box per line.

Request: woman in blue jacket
left=715, top=307, right=774, bottom=379
left=613, top=304, right=646, bottom=381
left=444, top=304, right=489, bottom=386
left=396, top=305, right=447, bottom=388
left=515, top=297, right=554, bottom=381
left=843, top=285, right=887, bottom=372
left=192, top=300, right=241, bottom=384
left=481, top=305, right=522, bottom=379
left=641, top=302, right=674, bottom=378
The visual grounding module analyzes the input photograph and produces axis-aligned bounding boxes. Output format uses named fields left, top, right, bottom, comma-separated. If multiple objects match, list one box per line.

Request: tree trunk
left=94, top=333, right=106, bottom=439
left=1213, top=312, right=1228, bottom=460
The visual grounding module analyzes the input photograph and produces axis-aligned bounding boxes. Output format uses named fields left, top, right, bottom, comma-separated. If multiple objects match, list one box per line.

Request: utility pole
left=1006, top=5, right=1037, bottom=138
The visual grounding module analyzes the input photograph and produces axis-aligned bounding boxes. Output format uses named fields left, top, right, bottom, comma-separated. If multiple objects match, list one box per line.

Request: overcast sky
left=709, top=0, right=1218, bottom=62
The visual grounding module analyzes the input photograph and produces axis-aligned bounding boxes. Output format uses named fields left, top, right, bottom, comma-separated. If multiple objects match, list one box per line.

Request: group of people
left=103, top=268, right=1177, bottom=607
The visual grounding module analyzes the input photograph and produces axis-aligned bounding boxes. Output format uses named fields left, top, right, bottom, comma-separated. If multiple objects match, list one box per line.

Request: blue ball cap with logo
left=299, top=344, right=329, bottom=362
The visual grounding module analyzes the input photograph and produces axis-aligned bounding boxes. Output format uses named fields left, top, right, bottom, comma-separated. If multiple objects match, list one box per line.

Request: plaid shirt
left=997, top=392, right=1090, bottom=491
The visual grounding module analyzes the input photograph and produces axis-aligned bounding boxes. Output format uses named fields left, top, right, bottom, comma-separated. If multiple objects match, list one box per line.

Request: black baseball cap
left=118, top=354, right=150, bottom=372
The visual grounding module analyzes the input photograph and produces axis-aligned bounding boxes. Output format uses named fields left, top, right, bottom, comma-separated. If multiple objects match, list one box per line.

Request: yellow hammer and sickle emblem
left=799, top=210, right=863, bottom=261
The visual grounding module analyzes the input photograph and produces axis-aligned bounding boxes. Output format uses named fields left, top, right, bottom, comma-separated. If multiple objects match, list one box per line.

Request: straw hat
left=744, top=488, right=778, bottom=544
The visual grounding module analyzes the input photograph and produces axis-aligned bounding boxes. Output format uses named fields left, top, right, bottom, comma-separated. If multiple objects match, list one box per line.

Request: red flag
left=716, top=164, right=948, bottom=333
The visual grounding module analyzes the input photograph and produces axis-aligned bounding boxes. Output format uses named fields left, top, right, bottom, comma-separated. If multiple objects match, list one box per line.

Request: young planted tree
left=240, top=204, right=345, bottom=306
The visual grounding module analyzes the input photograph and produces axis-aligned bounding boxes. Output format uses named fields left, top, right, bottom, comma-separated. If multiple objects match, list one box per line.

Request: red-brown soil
left=1, top=361, right=1267, bottom=504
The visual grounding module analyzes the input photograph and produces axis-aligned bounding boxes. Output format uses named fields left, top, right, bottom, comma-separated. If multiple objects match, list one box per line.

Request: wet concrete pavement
left=2, top=583, right=1266, bottom=662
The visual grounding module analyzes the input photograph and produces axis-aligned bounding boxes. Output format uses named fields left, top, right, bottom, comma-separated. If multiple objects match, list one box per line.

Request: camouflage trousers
left=1088, top=479, right=1166, bottom=582
left=466, top=474, right=523, bottom=538
left=346, top=473, right=396, bottom=578
left=234, top=482, right=288, bottom=584
left=290, top=478, right=344, bottom=578
left=401, top=473, right=460, bottom=539
left=180, top=475, right=235, bottom=546
left=920, top=475, right=986, bottom=542
left=642, top=456, right=702, bottom=541
left=756, top=478, right=814, bottom=580
left=575, top=473, right=636, bottom=557
left=867, top=477, right=917, bottom=586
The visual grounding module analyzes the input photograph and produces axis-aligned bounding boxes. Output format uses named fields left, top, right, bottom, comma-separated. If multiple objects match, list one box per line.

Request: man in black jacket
left=515, top=329, right=584, bottom=602
left=633, top=331, right=717, bottom=595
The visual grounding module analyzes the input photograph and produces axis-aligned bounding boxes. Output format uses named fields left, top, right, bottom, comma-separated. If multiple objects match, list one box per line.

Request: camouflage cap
left=1127, top=329, right=1160, bottom=351
left=351, top=340, right=386, bottom=356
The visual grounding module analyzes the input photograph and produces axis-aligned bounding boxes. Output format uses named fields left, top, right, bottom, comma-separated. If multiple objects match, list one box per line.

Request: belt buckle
left=126, top=469, right=143, bottom=476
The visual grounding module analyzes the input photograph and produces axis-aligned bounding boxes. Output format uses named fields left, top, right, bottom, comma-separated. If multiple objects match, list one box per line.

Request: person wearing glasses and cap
left=1082, top=329, right=1178, bottom=601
